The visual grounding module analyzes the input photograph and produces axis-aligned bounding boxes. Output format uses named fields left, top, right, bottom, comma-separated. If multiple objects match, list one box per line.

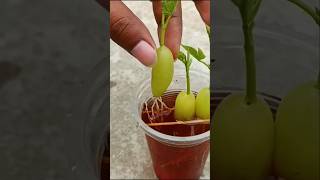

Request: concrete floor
left=0, top=0, right=106, bottom=179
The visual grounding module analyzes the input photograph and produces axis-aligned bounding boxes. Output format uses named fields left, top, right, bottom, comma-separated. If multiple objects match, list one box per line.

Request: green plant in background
left=212, top=0, right=274, bottom=179
left=274, top=1, right=320, bottom=179
left=175, top=47, right=196, bottom=121
left=181, top=45, right=211, bottom=120
left=147, top=0, right=211, bottom=123
left=175, top=45, right=211, bottom=121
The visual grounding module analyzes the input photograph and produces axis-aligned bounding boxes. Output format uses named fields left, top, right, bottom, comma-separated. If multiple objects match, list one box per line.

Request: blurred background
left=110, top=1, right=210, bottom=179
left=0, top=0, right=106, bottom=179
left=213, top=0, right=319, bottom=96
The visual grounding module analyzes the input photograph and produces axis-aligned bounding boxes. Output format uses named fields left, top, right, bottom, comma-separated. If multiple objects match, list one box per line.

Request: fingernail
left=131, top=41, right=157, bottom=67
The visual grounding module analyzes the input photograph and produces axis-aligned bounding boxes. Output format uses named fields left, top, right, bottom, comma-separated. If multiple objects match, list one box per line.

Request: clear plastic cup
left=135, top=69, right=210, bottom=179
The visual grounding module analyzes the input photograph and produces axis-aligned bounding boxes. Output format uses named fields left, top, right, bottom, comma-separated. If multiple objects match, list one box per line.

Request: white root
left=143, top=96, right=172, bottom=122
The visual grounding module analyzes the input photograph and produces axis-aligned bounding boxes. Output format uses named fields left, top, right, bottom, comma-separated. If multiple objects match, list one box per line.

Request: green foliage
left=160, top=0, right=179, bottom=46
left=181, top=44, right=210, bottom=70
left=162, top=0, right=178, bottom=17
left=178, top=51, right=192, bottom=69
left=182, top=45, right=206, bottom=61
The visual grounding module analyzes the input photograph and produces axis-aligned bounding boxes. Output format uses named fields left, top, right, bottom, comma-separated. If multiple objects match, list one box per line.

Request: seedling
left=145, top=0, right=178, bottom=120
left=145, top=0, right=211, bottom=125
left=274, top=1, right=320, bottom=179
left=212, top=0, right=274, bottom=179
left=174, top=44, right=212, bottom=121
left=138, top=2, right=211, bottom=179
left=181, top=45, right=211, bottom=120
left=174, top=47, right=196, bottom=121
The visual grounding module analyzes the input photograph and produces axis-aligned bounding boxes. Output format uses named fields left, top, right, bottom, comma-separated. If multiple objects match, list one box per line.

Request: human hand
left=104, top=1, right=210, bottom=67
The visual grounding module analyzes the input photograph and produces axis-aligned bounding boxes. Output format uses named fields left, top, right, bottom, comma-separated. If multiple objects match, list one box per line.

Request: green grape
left=195, top=87, right=210, bottom=119
left=213, top=93, right=274, bottom=180
left=175, top=91, right=196, bottom=121
left=274, top=81, right=319, bottom=180
left=151, top=46, right=174, bottom=97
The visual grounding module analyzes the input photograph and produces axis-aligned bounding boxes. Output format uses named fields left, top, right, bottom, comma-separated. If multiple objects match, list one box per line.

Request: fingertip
left=131, top=41, right=157, bottom=67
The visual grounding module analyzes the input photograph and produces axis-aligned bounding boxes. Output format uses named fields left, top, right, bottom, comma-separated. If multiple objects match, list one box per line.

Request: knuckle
left=110, top=16, right=131, bottom=38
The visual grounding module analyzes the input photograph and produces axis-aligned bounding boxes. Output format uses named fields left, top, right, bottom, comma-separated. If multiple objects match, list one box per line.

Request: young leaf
left=178, top=51, right=186, bottom=63
left=182, top=45, right=198, bottom=58
left=162, top=0, right=178, bottom=17
left=197, top=48, right=206, bottom=60
left=181, top=44, right=210, bottom=70
left=181, top=44, right=206, bottom=61
left=178, top=51, right=192, bottom=94
left=160, top=0, right=178, bottom=46
left=178, top=51, right=192, bottom=68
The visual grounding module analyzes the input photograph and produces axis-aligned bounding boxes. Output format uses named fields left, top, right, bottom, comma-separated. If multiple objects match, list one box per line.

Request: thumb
left=110, top=1, right=157, bottom=67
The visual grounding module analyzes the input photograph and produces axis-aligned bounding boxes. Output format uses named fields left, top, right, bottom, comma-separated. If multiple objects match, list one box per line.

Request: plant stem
left=160, top=14, right=166, bottom=46
left=199, top=61, right=210, bottom=70
left=186, top=52, right=191, bottom=95
left=287, top=0, right=320, bottom=26
left=243, top=23, right=257, bottom=104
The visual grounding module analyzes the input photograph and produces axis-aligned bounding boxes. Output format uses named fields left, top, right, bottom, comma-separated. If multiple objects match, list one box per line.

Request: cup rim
left=134, top=69, right=210, bottom=147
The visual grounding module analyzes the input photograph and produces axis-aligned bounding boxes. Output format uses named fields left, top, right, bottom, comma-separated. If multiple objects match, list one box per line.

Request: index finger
left=194, top=0, right=211, bottom=26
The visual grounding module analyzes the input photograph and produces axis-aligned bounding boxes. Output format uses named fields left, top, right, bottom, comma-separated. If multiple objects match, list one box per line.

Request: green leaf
left=178, top=51, right=192, bottom=70
left=162, top=0, right=178, bottom=17
left=181, top=44, right=209, bottom=70
left=197, top=48, right=206, bottom=60
left=182, top=45, right=197, bottom=58
left=178, top=51, right=186, bottom=63
left=181, top=44, right=206, bottom=61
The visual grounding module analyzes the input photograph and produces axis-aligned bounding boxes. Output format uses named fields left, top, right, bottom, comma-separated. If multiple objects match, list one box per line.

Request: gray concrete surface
left=0, top=0, right=106, bottom=179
